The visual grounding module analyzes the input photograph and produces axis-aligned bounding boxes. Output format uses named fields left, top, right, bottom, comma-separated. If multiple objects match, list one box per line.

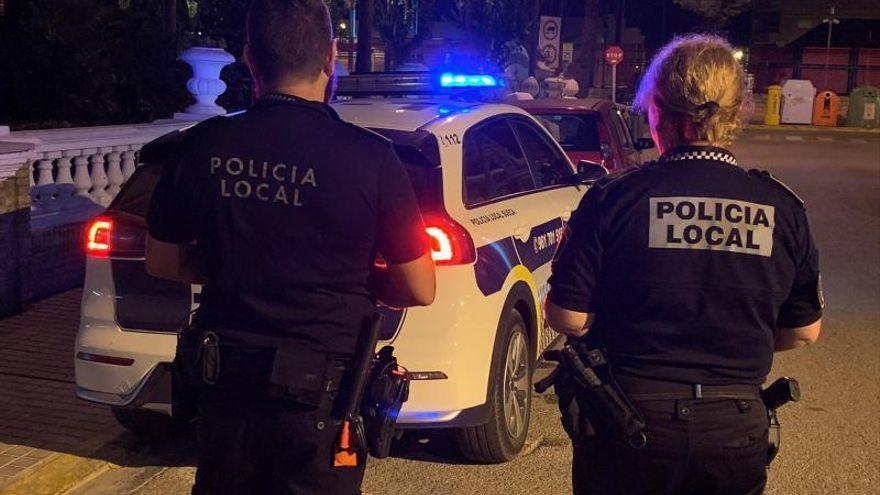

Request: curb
left=744, top=124, right=880, bottom=134
left=0, top=436, right=124, bottom=495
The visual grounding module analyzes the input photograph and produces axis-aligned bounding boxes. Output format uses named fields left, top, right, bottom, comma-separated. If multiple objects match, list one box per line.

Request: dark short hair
left=246, top=0, right=333, bottom=84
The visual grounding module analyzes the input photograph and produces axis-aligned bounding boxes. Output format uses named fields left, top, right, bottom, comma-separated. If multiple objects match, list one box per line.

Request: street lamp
left=822, top=5, right=840, bottom=89
left=733, top=49, right=745, bottom=62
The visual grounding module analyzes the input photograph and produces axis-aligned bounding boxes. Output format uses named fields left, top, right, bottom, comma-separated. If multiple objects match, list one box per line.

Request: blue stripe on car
left=474, top=218, right=563, bottom=296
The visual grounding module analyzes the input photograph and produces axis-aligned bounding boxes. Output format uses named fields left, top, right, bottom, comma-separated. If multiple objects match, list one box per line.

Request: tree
left=567, top=0, right=602, bottom=92
left=441, top=0, right=540, bottom=68
left=0, top=0, right=189, bottom=128
left=374, top=0, right=434, bottom=70
left=673, top=0, right=752, bottom=30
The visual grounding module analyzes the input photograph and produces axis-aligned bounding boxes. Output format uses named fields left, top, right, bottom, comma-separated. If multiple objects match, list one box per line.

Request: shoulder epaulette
left=595, top=162, right=651, bottom=190
left=749, top=169, right=805, bottom=207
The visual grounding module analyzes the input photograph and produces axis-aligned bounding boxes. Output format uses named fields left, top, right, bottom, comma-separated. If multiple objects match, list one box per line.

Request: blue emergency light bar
left=440, top=73, right=499, bottom=88
left=336, top=72, right=504, bottom=98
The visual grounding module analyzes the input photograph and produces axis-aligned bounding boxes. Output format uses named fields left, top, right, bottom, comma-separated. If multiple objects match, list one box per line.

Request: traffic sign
left=562, top=42, right=574, bottom=64
left=605, top=45, right=624, bottom=65
left=537, top=16, right=562, bottom=71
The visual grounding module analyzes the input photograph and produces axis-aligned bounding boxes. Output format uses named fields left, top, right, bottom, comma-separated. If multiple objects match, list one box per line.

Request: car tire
left=112, top=407, right=177, bottom=437
left=455, top=308, right=532, bottom=463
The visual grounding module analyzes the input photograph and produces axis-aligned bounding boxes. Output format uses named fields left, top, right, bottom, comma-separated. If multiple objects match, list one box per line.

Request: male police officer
left=144, top=1, right=435, bottom=493
left=546, top=35, right=822, bottom=494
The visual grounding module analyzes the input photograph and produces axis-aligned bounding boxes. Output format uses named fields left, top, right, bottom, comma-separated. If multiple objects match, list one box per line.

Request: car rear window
left=370, top=128, right=443, bottom=212
left=110, top=163, right=162, bottom=217
left=534, top=113, right=602, bottom=152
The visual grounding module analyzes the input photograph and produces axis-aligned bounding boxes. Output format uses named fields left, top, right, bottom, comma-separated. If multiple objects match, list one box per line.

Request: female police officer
left=546, top=35, right=823, bottom=495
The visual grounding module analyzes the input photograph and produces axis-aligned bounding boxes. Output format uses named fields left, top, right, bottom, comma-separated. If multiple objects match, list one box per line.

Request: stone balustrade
left=0, top=121, right=195, bottom=229
left=0, top=45, right=236, bottom=230
left=0, top=46, right=236, bottom=316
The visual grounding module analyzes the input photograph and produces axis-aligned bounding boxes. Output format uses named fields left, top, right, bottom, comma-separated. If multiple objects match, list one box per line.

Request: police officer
left=546, top=34, right=823, bottom=495
left=144, top=1, right=436, bottom=493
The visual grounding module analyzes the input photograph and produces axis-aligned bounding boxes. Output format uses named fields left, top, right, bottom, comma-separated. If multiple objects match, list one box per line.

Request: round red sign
left=605, top=45, right=624, bottom=65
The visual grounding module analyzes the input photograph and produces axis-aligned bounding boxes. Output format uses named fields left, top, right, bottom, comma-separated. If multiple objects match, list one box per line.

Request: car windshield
left=533, top=113, right=602, bottom=152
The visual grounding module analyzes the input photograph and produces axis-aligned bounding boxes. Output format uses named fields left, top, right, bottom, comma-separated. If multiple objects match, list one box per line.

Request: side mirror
left=635, top=137, right=655, bottom=151
left=577, top=160, right=609, bottom=183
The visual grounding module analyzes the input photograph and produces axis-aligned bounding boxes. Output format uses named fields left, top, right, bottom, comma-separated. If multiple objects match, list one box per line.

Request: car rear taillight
left=423, top=215, right=476, bottom=265
left=86, top=219, right=112, bottom=257
left=85, top=211, right=147, bottom=258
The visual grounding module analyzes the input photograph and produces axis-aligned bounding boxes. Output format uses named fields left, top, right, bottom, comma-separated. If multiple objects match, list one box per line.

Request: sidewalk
left=0, top=289, right=124, bottom=493
left=744, top=123, right=880, bottom=134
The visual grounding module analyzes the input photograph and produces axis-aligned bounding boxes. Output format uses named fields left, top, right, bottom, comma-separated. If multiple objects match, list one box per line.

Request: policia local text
left=648, top=197, right=776, bottom=257
left=210, top=156, right=318, bottom=206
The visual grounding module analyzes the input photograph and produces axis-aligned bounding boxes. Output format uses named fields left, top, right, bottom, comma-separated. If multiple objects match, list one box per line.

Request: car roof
left=331, top=98, right=532, bottom=132
left=508, top=97, right=612, bottom=112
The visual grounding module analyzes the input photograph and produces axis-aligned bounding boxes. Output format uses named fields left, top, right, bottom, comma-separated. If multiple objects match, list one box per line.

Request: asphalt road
left=70, top=130, right=880, bottom=495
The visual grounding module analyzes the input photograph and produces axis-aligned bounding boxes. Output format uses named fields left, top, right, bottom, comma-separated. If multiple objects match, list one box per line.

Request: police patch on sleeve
left=648, top=197, right=775, bottom=257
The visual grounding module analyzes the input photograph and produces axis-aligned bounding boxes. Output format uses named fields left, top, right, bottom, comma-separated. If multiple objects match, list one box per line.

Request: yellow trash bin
left=764, top=85, right=781, bottom=126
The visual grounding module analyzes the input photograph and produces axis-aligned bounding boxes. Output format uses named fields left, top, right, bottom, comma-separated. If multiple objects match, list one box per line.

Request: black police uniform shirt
left=548, top=146, right=823, bottom=385
left=146, top=94, right=428, bottom=355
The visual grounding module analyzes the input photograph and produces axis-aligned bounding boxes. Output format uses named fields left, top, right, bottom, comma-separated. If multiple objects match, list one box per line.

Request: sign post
left=605, top=45, right=624, bottom=103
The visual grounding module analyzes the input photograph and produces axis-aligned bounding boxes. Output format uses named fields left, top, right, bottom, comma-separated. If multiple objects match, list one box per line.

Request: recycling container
left=812, top=90, right=840, bottom=127
left=846, top=85, right=880, bottom=129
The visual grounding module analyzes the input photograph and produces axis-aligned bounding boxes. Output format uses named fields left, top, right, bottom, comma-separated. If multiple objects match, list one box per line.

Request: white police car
left=74, top=73, right=606, bottom=462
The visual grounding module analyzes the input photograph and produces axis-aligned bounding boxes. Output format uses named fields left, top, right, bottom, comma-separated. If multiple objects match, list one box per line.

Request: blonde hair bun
left=635, top=34, right=746, bottom=146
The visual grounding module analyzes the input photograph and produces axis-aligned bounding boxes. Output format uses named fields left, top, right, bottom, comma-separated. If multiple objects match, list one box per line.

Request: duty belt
left=615, top=377, right=762, bottom=402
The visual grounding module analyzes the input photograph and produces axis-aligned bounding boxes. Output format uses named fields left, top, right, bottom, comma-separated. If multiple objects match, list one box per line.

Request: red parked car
left=509, top=98, right=654, bottom=171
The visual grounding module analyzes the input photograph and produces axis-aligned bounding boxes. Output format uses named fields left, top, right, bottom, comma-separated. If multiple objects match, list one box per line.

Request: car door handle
left=513, top=226, right=531, bottom=242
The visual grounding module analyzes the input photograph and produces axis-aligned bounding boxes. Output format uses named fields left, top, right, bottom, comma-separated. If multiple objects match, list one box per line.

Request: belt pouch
left=268, top=348, right=330, bottom=407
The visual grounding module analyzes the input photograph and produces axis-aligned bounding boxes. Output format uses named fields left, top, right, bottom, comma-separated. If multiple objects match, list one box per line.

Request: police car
left=74, top=72, right=606, bottom=462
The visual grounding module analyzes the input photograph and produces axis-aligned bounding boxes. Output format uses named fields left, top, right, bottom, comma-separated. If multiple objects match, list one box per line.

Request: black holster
left=171, top=324, right=219, bottom=422
left=547, top=365, right=597, bottom=439
left=762, top=377, right=800, bottom=466
left=538, top=343, right=646, bottom=446
left=361, top=346, right=409, bottom=458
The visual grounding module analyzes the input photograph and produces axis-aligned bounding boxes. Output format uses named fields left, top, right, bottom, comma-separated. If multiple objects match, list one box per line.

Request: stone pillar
left=174, top=47, right=236, bottom=121
left=0, top=142, right=36, bottom=316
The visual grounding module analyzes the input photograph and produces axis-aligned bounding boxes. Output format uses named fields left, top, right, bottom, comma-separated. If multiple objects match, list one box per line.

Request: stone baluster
left=73, top=151, right=93, bottom=198
left=54, top=150, right=77, bottom=208
left=31, top=151, right=62, bottom=213
left=56, top=151, right=75, bottom=186
left=30, top=157, right=53, bottom=213
left=35, top=157, right=55, bottom=186
left=121, top=148, right=137, bottom=181
left=106, top=147, right=125, bottom=198
left=90, top=148, right=111, bottom=206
